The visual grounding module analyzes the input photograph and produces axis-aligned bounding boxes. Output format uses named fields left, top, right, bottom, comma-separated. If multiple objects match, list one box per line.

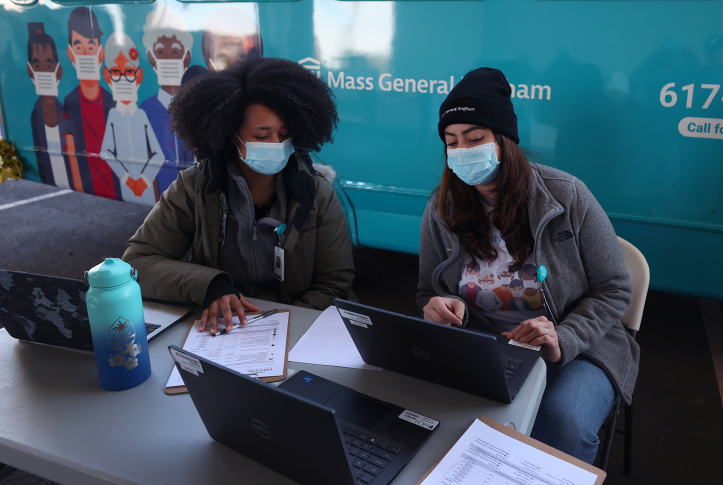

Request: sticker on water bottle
left=170, top=348, right=204, bottom=376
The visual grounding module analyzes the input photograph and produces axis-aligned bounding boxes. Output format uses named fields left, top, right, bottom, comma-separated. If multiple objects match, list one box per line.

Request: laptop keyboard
left=342, top=424, right=402, bottom=484
left=502, top=358, right=523, bottom=382
left=145, top=324, right=161, bottom=335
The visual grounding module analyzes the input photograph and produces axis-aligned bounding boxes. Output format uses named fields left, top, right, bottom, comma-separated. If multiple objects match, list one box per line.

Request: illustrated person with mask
left=475, top=268, right=503, bottom=312
left=519, top=263, right=543, bottom=310
left=417, top=67, right=639, bottom=464
left=202, top=8, right=263, bottom=72
left=140, top=5, right=195, bottom=197
left=63, top=6, right=118, bottom=199
left=508, top=279, right=532, bottom=311
left=99, top=31, right=164, bottom=206
left=26, top=23, right=70, bottom=188
left=493, top=264, right=514, bottom=310
left=122, top=58, right=355, bottom=335
left=458, top=260, right=483, bottom=312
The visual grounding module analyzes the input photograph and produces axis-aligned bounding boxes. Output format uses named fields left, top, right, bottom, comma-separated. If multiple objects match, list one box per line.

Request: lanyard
left=273, top=223, right=287, bottom=281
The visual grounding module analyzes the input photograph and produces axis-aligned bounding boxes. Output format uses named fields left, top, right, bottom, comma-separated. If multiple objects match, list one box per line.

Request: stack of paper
left=166, top=312, right=289, bottom=388
left=420, top=419, right=601, bottom=485
left=289, top=306, right=381, bottom=371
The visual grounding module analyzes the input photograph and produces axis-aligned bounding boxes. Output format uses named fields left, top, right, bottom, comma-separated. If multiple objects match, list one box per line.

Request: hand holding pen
left=212, top=309, right=279, bottom=336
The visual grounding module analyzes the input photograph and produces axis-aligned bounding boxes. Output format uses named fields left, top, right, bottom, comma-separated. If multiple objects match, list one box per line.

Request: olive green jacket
left=122, top=152, right=356, bottom=310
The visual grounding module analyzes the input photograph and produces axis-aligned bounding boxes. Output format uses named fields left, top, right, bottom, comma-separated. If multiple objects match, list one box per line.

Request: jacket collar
left=197, top=151, right=317, bottom=232
left=527, top=163, right=564, bottom=243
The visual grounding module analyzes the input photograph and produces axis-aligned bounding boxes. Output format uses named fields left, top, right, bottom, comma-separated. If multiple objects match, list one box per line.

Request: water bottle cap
left=86, top=258, right=135, bottom=289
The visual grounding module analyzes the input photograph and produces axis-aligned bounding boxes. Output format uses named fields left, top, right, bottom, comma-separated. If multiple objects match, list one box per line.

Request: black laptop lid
left=169, top=345, right=355, bottom=485
left=0, top=270, right=93, bottom=351
left=333, top=299, right=517, bottom=403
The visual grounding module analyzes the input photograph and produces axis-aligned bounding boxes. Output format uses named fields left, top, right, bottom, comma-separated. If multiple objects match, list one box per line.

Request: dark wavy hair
left=436, top=134, right=534, bottom=273
left=170, top=57, right=338, bottom=161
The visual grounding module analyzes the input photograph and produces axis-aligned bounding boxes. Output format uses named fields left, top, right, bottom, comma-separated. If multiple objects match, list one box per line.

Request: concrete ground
left=1, top=179, right=722, bottom=484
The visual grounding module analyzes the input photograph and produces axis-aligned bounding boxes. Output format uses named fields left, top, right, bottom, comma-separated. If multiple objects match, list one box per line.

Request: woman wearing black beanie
left=417, top=67, right=639, bottom=464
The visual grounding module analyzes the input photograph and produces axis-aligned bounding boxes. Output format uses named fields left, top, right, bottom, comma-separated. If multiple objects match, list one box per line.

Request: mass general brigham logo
left=297, top=56, right=551, bottom=100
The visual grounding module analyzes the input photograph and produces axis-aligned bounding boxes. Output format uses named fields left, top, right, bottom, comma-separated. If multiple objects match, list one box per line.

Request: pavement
left=1, top=178, right=722, bottom=484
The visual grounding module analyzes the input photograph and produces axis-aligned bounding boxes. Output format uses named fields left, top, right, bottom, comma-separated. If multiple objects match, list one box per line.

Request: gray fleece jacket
left=417, top=163, right=640, bottom=405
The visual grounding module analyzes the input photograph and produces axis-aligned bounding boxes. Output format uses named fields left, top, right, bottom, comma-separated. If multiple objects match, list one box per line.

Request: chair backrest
left=617, top=237, right=650, bottom=332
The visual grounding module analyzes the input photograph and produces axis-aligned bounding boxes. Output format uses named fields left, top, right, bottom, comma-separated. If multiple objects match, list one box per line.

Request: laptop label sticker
left=349, top=320, right=368, bottom=328
left=339, top=309, right=373, bottom=325
left=398, top=410, right=439, bottom=430
left=170, top=348, right=204, bottom=375
left=508, top=340, right=542, bottom=352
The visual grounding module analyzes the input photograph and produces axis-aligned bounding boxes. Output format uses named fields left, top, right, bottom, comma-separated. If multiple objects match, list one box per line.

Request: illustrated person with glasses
left=475, top=268, right=503, bottom=312
left=417, top=67, right=638, bottom=463
left=99, top=31, right=163, bottom=206
left=62, top=6, right=118, bottom=199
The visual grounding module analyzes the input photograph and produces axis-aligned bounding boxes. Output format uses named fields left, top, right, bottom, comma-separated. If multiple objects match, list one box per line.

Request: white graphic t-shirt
left=458, top=205, right=545, bottom=333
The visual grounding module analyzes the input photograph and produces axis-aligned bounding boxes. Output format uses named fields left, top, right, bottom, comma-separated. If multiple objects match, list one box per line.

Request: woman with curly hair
left=417, top=67, right=639, bottom=463
left=122, top=57, right=355, bottom=334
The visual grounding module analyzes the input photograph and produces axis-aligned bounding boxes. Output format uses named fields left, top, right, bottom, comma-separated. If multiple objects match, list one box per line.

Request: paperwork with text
left=420, top=418, right=600, bottom=485
left=166, top=312, right=289, bottom=388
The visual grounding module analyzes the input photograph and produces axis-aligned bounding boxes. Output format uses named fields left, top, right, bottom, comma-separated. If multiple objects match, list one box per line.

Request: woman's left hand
left=502, top=316, right=561, bottom=363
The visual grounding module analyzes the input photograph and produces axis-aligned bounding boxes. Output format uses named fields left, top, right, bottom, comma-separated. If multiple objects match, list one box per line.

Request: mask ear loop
left=235, top=133, right=247, bottom=161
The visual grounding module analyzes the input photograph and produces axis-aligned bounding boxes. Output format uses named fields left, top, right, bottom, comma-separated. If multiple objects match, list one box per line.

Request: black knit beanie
left=438, top=67, right=519, bottom=144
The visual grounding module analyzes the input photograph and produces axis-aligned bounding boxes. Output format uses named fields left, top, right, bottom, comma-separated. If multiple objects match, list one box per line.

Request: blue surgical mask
left=447, top=141, right=500, bottom=186
left=236, top=135, right=295, bottom=175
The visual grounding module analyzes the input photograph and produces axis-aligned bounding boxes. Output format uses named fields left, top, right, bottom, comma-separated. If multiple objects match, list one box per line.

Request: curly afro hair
left=169, top=57, right=338, bottom=161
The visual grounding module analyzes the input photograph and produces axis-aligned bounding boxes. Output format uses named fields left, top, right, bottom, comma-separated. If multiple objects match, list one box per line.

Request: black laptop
left=333, top=299, right=541, bottom=404
left=0, top=270, right=190, bottom=352
left=169, top=345, right=438, bottom=485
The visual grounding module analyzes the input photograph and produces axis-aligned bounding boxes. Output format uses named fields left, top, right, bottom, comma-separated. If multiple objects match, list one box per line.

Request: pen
left=212, top=309, right=279, bottom=336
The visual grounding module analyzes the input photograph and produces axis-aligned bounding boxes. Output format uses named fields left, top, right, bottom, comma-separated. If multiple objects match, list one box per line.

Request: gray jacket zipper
left=534, top=207, right=564, bottom=324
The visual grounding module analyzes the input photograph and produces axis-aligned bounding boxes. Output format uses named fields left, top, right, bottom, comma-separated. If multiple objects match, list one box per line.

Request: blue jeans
left=530, top=356, right=618, bottom=464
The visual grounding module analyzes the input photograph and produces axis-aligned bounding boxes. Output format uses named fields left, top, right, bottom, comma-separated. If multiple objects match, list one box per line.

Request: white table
left=0, top=299, right=546, bottom=484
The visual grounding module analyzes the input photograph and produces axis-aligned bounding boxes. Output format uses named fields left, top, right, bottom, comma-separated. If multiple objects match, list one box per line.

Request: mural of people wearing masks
left=476, top=267, right=503, bottom=312
left=99, top=31, right=164, bottom=206
left=63, top=6, right=118, bottom=199
left=140, top=5, right=195, bottom=197
left=178, top=7, right=263, bottom=86
left=26, top=23, right=70, bottom=188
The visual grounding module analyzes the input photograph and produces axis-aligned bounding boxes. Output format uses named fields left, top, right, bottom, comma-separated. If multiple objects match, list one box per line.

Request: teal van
left=0, top=0, right=721, bottom=298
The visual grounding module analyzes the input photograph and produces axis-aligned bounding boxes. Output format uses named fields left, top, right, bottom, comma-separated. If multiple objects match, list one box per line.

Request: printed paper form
left=288, top=306, right=381, bottom=371
left=166, top=312, right=289, bottom=388
left=421, top=419, right=597, bottom=485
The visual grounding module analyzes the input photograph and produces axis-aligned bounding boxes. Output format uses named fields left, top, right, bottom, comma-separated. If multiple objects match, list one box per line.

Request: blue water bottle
left=85, top=258, right=151, bottom=391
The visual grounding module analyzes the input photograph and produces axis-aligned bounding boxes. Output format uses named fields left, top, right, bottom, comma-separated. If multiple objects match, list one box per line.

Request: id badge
left=274, top=246, right=285, bottom=281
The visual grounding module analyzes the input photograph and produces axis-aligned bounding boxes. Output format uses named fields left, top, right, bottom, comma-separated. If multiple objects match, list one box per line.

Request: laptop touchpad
left=325, top=390, right=390, bottom=429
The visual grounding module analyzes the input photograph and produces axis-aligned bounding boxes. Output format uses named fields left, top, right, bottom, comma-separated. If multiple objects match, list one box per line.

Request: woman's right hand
left=199, top=293, right=260, bottom=335
left=423, top=297, right=465, bottom=326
